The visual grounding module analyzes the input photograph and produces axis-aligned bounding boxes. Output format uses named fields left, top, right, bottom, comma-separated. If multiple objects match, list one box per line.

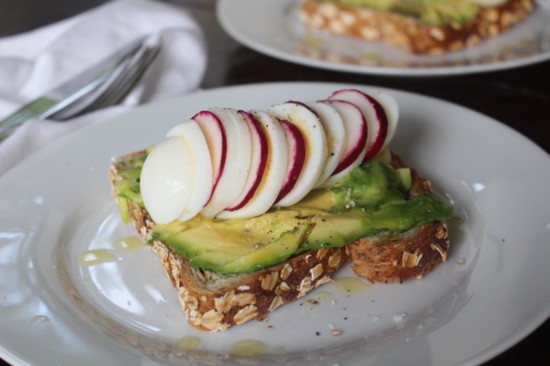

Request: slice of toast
left=298, top=0, right=536, bottom=55
left=109, top=150, right=449, bottom=331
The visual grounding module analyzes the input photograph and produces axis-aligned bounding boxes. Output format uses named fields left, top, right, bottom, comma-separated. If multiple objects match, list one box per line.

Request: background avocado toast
left=298, top=0, right=536, bottom=54
left=108, top=89, right=452, bottom=331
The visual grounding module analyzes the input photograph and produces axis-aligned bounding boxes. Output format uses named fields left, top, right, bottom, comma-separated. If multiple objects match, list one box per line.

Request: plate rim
left=216, top=0, right=550, bottom=76
left=1, top=81, right=550, bottom=366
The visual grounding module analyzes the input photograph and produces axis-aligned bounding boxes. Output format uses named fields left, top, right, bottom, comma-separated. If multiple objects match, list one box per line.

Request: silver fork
left=50, top=37, right=161, bottom=120
left=0, top=35, right=161, bottom=141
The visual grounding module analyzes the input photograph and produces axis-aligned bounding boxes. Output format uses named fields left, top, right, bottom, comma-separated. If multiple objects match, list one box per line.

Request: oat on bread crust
left=298, top=0, right=536, bottom=54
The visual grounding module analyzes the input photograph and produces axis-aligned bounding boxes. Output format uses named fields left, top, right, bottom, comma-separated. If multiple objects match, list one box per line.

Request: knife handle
left=0, top=97, right=57, bottom=141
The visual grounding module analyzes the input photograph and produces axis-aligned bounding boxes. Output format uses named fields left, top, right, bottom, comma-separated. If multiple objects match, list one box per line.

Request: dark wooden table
left=0, top=1, right=548, bottom=365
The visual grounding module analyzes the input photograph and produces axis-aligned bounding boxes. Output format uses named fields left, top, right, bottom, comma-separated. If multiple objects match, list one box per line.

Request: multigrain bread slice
left=347, top=154, right=449, bottom=282
left=298, top=0, right=536, bottom=55
left=109, top=150, right=449, bottom=331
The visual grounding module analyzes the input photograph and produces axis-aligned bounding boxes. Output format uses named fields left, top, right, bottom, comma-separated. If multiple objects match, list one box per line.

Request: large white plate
left=217, top=0, right=550, bottom=76
left=1, top=82, right=550, bottom=366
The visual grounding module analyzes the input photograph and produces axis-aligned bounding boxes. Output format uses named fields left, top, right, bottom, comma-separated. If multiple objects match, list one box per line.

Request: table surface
left=0, top=1, right=548, bottom=365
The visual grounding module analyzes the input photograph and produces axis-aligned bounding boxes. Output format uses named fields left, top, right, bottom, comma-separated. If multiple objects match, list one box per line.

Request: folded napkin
left=0, top=0, right=207, bottom=176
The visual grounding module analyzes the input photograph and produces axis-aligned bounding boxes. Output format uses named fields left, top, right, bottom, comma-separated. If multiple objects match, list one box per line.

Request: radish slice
left=224, top=110, right=269, bottom=211
left=369, top=90, right=399, bottom=150
left=305, top=101, right=346, bottom=187
left=276, top=119, right=307, bottom=204
left=329, top=88, right=387, bottom=161
left=193, top=110, right=227, bottom=205
left=201, top=107, right=252, bottom=217
left=319, top=99, right=368, bottom=187
left=217, top=110, right=288, bottom=219
left=268, top=101, right=328, bottom=206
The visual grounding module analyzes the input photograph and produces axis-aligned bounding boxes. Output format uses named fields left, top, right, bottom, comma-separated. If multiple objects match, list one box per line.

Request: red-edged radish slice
left=305, top=101, right=346, bottom=187
left=276, top=120, right=306, bottom=204
left=268, top=101, right=328, bottom=206
left=224, top=110, right=269, bottom=211
left=329, top=88, right=387, bottom=161
left=319, top=99, right=367, bottom=187
left=192, top=110, right=227, bottom=205
left=369, top=90, right=399, bottom=151
left=217, top=110, right=288, bottom=219
left=201, top=108, right=251, bottom=217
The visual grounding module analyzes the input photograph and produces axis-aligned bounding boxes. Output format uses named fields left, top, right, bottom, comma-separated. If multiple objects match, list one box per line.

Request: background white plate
left=1, top=82, right=550, bottom=366
left=217, top=0, right=550, bottom=76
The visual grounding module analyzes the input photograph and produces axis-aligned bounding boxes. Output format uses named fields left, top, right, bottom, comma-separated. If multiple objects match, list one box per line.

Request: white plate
left=217, top=0, right=550, bottom=76
left=1, top=82, right=550, bottom=366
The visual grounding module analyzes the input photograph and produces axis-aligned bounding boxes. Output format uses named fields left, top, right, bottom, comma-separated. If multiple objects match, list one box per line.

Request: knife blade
left=0, top=36, right=148, bottom=139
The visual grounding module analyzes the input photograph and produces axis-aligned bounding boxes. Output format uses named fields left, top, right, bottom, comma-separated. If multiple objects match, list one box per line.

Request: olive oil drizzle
left=78, top=249, right=119, bottom=266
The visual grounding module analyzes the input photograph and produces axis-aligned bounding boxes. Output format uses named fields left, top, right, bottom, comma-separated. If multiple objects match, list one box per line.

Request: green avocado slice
left=117, top=149, right=453, bottom=274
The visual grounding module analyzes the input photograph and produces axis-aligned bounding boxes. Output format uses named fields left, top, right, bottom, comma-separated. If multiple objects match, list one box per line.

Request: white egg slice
left=201, top=107, right=252, bottom=217
left=217, top=110, right=288, bottom=219
left=140, top=136, right=194, bottom=225
left=305, top=101, right=346, bottom=187
left=166, top=120, right=213, bottom=221
left=268, top=101, right=328, bottom=207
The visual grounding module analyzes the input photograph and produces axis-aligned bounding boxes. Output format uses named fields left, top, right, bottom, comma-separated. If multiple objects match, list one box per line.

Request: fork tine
left=79, top=41, right=160, bottom=114
left=47, top=36, right=160, bottom=120
left=46, top=48, right=139, bottom=121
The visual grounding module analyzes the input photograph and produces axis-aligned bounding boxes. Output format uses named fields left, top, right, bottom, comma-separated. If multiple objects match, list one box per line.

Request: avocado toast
left=298, top=0, right=536, bottom=54
left=108, top=88, right=452, bottom=331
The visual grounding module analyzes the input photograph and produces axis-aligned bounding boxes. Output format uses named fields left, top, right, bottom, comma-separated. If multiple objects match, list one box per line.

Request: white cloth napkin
left=0, top=0, right=207, bottom=176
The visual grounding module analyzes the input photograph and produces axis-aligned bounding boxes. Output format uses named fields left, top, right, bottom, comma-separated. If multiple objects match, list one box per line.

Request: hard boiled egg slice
left=140, top=136, right=194, bottom=225
left=268, top=101, right=327, bottom=207
left=166, top=120, right=213, bottom=221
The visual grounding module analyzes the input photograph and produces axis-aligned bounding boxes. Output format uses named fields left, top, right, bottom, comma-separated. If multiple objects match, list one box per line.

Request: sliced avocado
left=294, top=160, right=405, bottom=212
left=371, top=148, right=392, bottom=165
left=395, top=167, right=412, bottom=191
left=329, top=160, right=407, bottom=211
left=150, top=192, right=451, bottom=274
left=118, top=197, right=130, bottom=224
left=151, top=211, right=309, bottom=273
left=118, top=148, right=452, bottom=275
left=117, top=180, right=143, bottom=206
left=322, top=0, right=480, bottom=24
left=113, top=152, right=146, bottom=208
left=192, top=225, right=311, bottom=274
left=299, top=194, right=452, bottom=252
left=303, top=211, right=367, bottom=250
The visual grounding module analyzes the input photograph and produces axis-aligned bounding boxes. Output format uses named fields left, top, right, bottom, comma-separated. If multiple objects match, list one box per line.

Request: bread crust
left=109, top=150, right=449, bottom=330
left=298, top=0, right=536, bottom=54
